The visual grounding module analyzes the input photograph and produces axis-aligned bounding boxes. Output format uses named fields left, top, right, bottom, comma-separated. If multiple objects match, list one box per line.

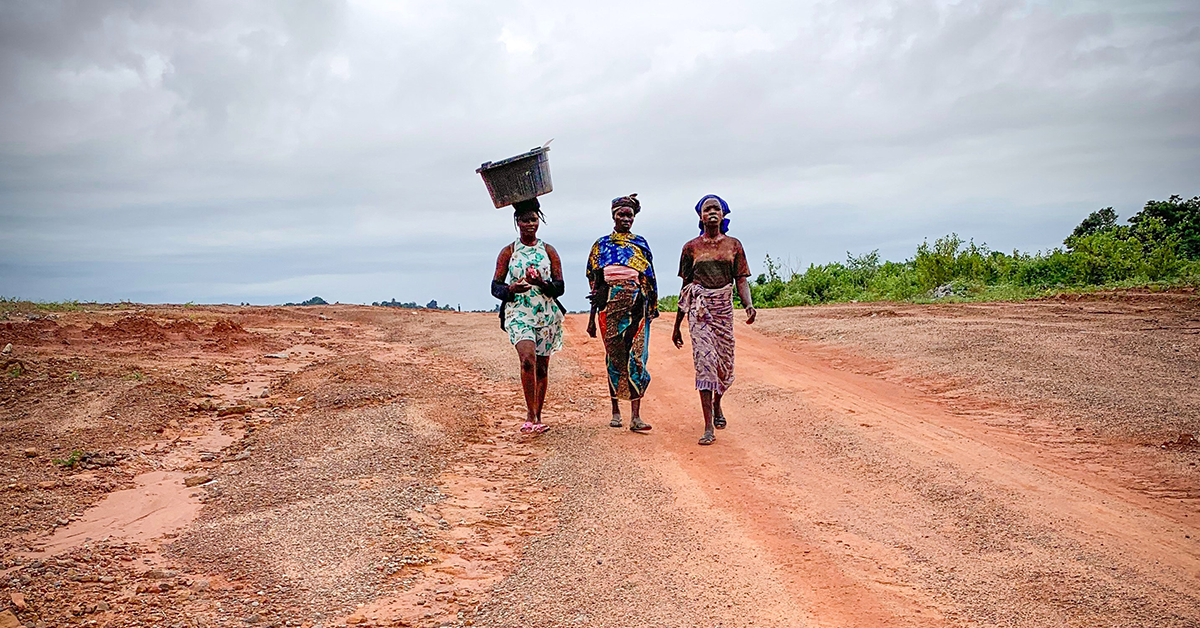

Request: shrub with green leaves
left=657, top=194, right=1198, bottom=311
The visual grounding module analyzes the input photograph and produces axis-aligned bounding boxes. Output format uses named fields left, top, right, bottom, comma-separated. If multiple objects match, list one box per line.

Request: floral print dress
left=504, top=239, right=564, bottom=356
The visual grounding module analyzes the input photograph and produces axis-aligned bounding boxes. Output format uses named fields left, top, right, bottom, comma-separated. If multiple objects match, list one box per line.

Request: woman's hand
left=524, top=268, right=548, bottom=289
left=586, top=318, right=597, bottom=338
left=509, top=279, right=532, bottom=294
left=672, top=325, right=684, bottom=349
left=736, top=277, right=756, bottom=324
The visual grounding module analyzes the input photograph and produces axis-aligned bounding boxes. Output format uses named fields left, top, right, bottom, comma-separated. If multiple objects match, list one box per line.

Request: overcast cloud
left=1, top=0, right=1197, bottom=310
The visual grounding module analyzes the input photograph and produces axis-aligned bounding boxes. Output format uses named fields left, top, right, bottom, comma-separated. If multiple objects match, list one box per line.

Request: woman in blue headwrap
left=672, top=194, right=756, bottom=445
left=587, top=194, right=658, bottom=432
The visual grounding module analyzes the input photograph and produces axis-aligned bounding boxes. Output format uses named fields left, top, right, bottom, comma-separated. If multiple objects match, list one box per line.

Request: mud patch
left=30, top=471, right=206, bottom=557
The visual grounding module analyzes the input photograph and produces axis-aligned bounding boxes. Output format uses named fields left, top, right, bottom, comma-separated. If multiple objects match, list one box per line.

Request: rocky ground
left=1, top=292, right=1197, bottom=627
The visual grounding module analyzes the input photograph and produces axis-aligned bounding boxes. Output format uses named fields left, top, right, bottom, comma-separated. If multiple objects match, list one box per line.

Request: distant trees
left=1068, top=207, right=1118, bottom=240
left=371, top=298, right=455, bottom=311
left=1129, top=195, right=1200, bottom=259
left=1068, top=196, right=1200, bottom=260
left=283, top=296, right=328, bottom=306
left=281, top=295, right=459, bottom=310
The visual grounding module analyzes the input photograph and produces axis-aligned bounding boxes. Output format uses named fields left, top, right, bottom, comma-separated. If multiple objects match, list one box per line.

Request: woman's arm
left=491, top=245, right=511, bottom=301
left=536, top=244, right=566, bottom=298
left=586, top=271, right=604, bottom=339
left=736, top=276, right=756, bottom=324
left=587, top=299, right=599, bottom=338
left=673, top=243, right=692, bottom=348
left=672, top=280, right=688, bottom=349
left=491, top=244, right=529, bottom=300
left=732, top=238, right=755, bottom=324
left=640, top=239, right=660, bottom=321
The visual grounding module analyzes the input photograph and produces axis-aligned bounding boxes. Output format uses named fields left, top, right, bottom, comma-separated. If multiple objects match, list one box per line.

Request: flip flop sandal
left=610, top=416, right=623, bottom=428
left=530, top=423, right=550, bottom=434
left=520, top=421, right=535, bottom=434
left=714, top=416, right=727, bottom=430
left=698, top=432, right=716, bottom=446
left=630, top=419, right=652, bottom=432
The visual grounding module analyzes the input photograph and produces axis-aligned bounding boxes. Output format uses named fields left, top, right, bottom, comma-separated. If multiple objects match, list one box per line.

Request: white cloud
left=0, top=0, right=1197, bottom=308
left=498, top=27, right=537, bottom=55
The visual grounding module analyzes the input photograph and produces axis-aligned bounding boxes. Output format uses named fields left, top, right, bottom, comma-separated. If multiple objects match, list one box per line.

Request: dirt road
left=1, top=294, right=1198, bottom=627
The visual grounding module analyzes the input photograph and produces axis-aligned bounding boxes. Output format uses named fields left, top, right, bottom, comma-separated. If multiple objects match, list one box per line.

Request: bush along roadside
left=658, top=195, right=1200, bottom=311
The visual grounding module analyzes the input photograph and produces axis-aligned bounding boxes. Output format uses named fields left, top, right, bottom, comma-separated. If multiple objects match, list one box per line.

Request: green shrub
left=54, top=449, right=85, bottom=468
left=1015, top=250, right=1073, bottom=287
left=1066, top=230, right=1143, bottom=284
left=658, top=195, right=1197, bottom=309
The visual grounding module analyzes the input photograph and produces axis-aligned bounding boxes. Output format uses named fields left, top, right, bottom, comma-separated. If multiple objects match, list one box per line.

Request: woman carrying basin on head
left=491, top=198, right=566, bottom=434
left=587, top=194, right=658, bottom=432
left=672, top=194, right=756, bottom=446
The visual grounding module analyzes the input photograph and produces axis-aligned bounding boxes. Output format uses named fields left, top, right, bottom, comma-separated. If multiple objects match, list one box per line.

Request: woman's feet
left=610, top=415, right=623, bottom=428
left=520, top=421, right=550, bottom=434
left=713, top=413, right=727, bottom=430
left=629, top=417, right=652, bottom=432
left=698, top=430, right=715, bottom=445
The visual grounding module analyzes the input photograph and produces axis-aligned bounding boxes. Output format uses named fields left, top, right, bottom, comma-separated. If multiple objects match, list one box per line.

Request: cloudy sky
left=1, top=0, right=1197, bottom=310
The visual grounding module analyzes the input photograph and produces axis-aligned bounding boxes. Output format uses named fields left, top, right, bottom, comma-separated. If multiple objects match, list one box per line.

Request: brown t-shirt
left=678, top=235, right=751, bottom=289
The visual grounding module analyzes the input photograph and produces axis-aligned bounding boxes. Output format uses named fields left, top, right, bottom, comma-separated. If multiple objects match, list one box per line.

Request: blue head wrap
left=695, top=194, right=730, bottom=234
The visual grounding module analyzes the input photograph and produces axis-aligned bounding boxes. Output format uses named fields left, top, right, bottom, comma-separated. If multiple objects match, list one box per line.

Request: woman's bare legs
left=516, top=340, right=538, bottom=423
left=534, top=355, right=549, bottom=423
left=629, top=397, right=651, bottom=431
left=698, top=390, right=716, bottom=444
left=713, top=392, right=726, bottom=429
left=611, top=397, right=650, bottom=431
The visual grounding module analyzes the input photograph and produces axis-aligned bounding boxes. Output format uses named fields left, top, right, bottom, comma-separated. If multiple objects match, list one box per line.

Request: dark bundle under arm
left=541, top=279, right=565, bottom=298
left=491, top=280, right=512, bottom=302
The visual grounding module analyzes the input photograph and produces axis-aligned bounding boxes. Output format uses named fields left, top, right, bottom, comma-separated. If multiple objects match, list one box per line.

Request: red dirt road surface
left=1, top=292, right=1198, bottom=627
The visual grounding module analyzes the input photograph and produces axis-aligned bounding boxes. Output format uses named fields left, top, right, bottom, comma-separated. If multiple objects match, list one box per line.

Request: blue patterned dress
left=587, top=233, right=658, bottom=400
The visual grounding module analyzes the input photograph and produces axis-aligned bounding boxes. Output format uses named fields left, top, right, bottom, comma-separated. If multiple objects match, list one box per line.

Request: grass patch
left=53, top=449, right=85, bottom=469
left=0, top=297, right=98, bottom=312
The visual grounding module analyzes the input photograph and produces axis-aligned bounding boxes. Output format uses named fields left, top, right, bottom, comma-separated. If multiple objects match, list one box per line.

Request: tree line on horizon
left=658, top=195, right=1200, bottom=311
left=281, top=296, right=463, bottom=310
left=371, top=298, right=458, bottom=311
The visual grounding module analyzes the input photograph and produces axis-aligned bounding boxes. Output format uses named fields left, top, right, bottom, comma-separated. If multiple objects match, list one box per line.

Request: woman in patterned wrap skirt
left=587, top=194, right=658, bottom=432
left=672, top=194, right=756, bottom=445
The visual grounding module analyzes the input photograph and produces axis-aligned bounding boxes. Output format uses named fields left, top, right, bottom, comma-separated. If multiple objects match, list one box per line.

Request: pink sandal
left=520, top=422, right=535, bottom=433
left=530, top=423, right=550, bottom=434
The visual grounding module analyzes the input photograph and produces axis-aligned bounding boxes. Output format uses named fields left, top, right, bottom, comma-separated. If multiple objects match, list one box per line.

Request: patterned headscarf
left=695, top=194, right=730, bottom=234
left=611, top=194, right=641, bottom=215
